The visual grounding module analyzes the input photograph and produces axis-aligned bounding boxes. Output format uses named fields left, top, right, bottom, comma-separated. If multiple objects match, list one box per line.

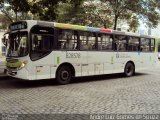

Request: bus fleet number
left=66, top=52, right=81, bottom=58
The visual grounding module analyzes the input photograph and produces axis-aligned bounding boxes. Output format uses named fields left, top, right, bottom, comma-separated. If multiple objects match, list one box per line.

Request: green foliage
left=0, top=0, right=31, bottom=22
left=55, top=0, right=85, bottom=24
left=138, top=0, right=160, bottom=28
left=101, top=0, right=137, bottom=29
left=0, top=0, right=160, bottom=31
left=80, top=0, right=113, bottom=28
left=9, top=0, right=30, bottom=12
left=128, top=15, right=139, bottom=32
left=31, top=0, right=67, bottom=21
left=101, top=0, right=160, bottom=30
left=0, top=14, right=11, bottom=29
left=56, top=0, right=113, bottom=28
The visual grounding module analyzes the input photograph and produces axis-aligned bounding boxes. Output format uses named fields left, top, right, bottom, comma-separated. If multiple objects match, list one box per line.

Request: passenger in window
left=38, top=40, right=42, bottom=50
left=92, top=44, right=96, bottom=49
left=64, top=39, right=73, bottom=49
left=98, top=44, right=102, bottom=50
left=33, top=35, right=39, bottom=50
left=88, top=43, right=93, bottom=50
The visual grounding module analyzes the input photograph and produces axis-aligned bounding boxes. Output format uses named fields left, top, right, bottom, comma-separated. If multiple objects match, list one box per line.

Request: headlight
left=19, top=60, right=28, bottom=70
left=21, top=63, right=25, bottom=68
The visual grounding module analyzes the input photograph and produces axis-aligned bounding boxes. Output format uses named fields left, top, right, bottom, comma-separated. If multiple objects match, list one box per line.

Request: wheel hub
left=127, top=66, right=131, bottom=73
left=61, top=70, right=69, bottom=81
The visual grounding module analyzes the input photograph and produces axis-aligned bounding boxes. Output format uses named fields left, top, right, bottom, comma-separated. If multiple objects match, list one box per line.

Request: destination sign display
left=9, top=22, right=27, bottom=31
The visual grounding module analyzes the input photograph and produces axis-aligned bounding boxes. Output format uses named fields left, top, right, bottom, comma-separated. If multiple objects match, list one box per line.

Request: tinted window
left=115, top=35, right=127, bottom=51
left=98, top=34, right=113, bottom=50
left=140, top=38, right=150, bottom=52
left=151, top=39, right=155, bottom=52
left=79, top=32, right=96, bottom=50
left=58, top=29, right=78, bottom=50
left=128, top=37, right=140, bottom=51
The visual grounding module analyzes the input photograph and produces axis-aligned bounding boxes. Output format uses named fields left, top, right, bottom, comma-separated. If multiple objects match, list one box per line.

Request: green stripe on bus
left=111, top=56, right=114, bottom=64
left=57, top=57, right=60, bottom=64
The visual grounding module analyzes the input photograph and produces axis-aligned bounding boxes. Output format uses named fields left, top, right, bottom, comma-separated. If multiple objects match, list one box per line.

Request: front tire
left=124, top=62, right=135, bottom=77
left=56, top=66, right=72, bottom=85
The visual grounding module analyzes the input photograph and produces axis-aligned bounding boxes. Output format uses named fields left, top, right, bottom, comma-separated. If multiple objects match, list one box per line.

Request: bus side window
left=128, top=37, right=139, bottom=51
left=79, top=32, right=96, bottom=50
left=115, top=35, right=127, bottom=51
left=79, top=32, right=88, bottom=50
left=114, top=36, right=120, bottom=51
left=98, top=33, right=113, bottom=51
left=58, top=29, right=78, bottom=50
left=64, top=39, right=73, bottom=49
left=140, top=38, right=150, bottom=52
left=151, top=39, right=155, bottom=52
left=88, top=33, right=96, bottom=50
left=97, top=35, right=102, bottom=50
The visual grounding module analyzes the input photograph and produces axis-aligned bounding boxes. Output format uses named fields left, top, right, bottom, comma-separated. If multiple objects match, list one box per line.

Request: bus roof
left=140, top=34, right=155, bottom=39
left=22, top=20, right=154, bottom=38
left=54, top=22, right=113, bottom=33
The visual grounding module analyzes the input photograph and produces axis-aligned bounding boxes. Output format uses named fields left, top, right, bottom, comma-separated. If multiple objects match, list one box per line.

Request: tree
left=0, top=0, right=13, bottom=22
left=56, top=0, right=85, bottom=24
left=0, top=0, right=31, bottom=22
left=101, top=0, right=160, bottom=30
left=128, top=15, right=139, bottom=32
left=139, top=0, right=160, bottom=28
left=8, top=0, right=30, bottom=21
left=1, top=0, right=160, bottom=32
left=56, top=0, right=113, bottom=28
left=0, top=14, right=11, bottom=29
left=31, top=0, right=68, bottom=21
left=80, top=0, right=113, bottom=28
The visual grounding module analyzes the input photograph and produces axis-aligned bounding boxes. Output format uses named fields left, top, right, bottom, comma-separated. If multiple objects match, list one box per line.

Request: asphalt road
left=0, top=62, right=160, bottom=119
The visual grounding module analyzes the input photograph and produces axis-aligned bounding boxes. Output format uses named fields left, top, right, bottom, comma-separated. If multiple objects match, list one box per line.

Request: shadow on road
left=0, top=72, right=149, bottom=89
left=72, top=72, right=148, bottom=84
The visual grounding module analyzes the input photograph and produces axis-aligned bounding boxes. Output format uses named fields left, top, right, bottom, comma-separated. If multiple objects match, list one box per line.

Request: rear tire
left=124, top=62, right=135, bottom=77
left=56, top=66, right=72, bottom=85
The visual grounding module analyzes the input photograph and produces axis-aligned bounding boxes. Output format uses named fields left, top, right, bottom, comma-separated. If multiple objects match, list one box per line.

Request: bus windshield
left=30, top=26, right=54, bottom=60
left=6, top=32, right=28, bottom=57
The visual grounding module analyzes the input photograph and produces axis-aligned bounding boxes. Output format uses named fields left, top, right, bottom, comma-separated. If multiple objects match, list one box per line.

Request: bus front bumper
left=7, top=68, right=29, bottom=80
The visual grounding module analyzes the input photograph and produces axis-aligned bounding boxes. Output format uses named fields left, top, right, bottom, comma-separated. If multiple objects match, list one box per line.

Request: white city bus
left=3, top=20, right=158, bottom=84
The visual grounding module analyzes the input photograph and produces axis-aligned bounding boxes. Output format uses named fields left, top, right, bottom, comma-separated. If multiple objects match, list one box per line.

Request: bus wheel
left=124, top=62, right=135, bottom=77
left=56, top=66, right=72, bottom=85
